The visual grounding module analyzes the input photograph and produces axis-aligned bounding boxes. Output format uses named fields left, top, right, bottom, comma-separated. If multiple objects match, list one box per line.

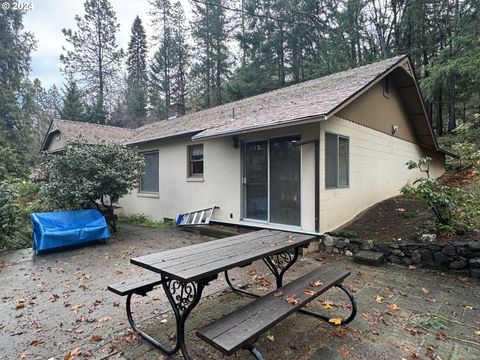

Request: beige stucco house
left=41, top=55, right=451, bottom=234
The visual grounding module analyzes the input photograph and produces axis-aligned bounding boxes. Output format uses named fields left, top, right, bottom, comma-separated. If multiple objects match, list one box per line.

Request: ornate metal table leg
left=224, top=247, right=300, bottom=297
left=125, top=293, right=178, bottom=354
left=161, top=275, right=207, bottom=360
left=263, top=247, right=299, bottom=288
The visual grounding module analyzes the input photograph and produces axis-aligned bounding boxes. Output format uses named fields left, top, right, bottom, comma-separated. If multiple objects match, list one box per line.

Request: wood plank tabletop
left=131, top=230, right=317, bottom=282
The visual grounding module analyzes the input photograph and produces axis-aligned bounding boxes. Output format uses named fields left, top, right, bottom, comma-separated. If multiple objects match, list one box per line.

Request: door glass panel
left=269, top=137, right=301, bottom=226
left=244, top=141, right=268, bottom=220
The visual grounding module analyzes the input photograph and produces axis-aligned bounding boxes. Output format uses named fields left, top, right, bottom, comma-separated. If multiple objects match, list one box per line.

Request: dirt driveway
left=1, top=224, right=479, bottom=359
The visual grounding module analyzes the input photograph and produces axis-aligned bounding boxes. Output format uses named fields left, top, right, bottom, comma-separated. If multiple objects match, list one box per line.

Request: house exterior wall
left=337, top=81, right=417, bottom=143
left=119, top=136, right=242, bottom=223
left=118, top=123, right=320, bottom=232
left=319, top=115, right=445, bottom=232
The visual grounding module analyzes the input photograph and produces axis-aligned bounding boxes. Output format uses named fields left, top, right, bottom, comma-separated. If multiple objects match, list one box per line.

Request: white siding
left=319, top=116, right=444, bottom=232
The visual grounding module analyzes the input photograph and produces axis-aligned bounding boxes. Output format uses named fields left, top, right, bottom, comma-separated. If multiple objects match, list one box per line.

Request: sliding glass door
left=243, top=136, right=301, bottom=226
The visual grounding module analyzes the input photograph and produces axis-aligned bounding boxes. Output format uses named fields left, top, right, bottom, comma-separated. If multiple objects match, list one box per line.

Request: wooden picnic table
left=124, top=229, right=357, bottom=359
left=130, top=230, right=313, bottom=358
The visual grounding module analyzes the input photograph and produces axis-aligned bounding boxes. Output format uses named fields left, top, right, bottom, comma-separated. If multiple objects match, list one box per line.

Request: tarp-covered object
left=31, top=209, right=110, bottom=254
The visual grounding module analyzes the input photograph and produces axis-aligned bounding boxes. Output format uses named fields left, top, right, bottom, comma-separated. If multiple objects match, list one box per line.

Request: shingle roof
left=52, top=119, right=133, bottom=144
left=127, top=54, right=407, bottom=144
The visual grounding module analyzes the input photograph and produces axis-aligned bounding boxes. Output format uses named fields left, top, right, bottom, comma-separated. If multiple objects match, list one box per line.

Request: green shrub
left=401, top=157, right=479, bottom=235
left=41, top=142, right=144, bottom=233
left=0, top=179, right=50, bottom=252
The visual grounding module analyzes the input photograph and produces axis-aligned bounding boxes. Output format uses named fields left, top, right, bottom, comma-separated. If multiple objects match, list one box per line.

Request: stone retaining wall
left=321, top=234, right=480, bottom=278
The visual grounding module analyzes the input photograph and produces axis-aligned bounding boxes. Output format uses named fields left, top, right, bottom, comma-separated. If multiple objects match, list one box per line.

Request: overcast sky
left=23, top=0, right=191, bottom=89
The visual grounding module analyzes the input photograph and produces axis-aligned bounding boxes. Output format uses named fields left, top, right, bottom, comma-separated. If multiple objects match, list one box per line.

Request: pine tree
left=0, top=7, right=36, bottom=180
left=126, top=16, right=148, bottom=120
left=59, top=79, right=85, bottom=121
left=60, top=0, right=123, bottom=124
left=190, top=0, right=230, bottom=108
left=149, top=0, right=190, bottom=118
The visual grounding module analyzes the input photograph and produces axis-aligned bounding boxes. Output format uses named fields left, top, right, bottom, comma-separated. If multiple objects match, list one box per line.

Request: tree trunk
left=448, top=74, right=456, bottom=132
left=437, top=89, right=443, bottom=135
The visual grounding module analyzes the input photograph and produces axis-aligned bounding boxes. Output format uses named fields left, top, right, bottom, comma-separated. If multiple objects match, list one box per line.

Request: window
left=140, top=151, right=159, bottom=192
left=188, top=144, right=204, bottom=177
left=325, top=133, right=349, bottom=188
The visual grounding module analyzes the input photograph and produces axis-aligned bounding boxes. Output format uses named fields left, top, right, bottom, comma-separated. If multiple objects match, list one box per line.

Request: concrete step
left=354, top=250, right=385, bottom=266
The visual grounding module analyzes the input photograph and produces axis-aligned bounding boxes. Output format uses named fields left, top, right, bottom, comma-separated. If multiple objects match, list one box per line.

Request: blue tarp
left=31, top=209, right=111, bottom=254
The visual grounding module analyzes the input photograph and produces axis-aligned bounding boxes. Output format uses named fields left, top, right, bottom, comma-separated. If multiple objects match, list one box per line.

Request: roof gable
left=40, top=119, right=134, bottom=152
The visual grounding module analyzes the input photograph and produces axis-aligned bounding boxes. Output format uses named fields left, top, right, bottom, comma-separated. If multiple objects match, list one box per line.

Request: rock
left=323, top=235, right=337, bottom=247
left=354, top=251, right=384, bottom=266
left=403, top=257, right=413, bottom=266
left=442, top=245, right=456, bottom=257
left=427, top=244, right=442, bottom=251
left=433, top=251, right=449, bottom=266
left=456, top=247, right=470, bottom=258
left=420, top=249, right=433, bottom=262
left=377, top=244, right=392, bottom=257
left=302, top=240, right=320, bottom=256
left=361, top=240, right=374, bottom=250
left=470, top=269, right=480, bottom=279
left=336, top=238, right=349, bottom=249
left=345, top=250, right=353, bottom=257
left=400, top=246, right=414, bottom=257
left=347, top=243, right=360, bottom=253
left=391, top=249, right=404, bottom=257
left=449, top=260, right=468, bottom=270
left=467, top=241, right=480, bottom=252
left=469, top=258, right=480, bottom=268
left=388, top=255, right=403, bottom=264
left=411, top=250, right=422, bottom=264
left=419, top=233, right=437, bottom=244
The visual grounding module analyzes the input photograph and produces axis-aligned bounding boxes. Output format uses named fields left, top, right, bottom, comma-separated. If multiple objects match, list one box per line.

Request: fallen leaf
left=273, top=290, right=284, bottom=297
left=322, top=299, right=334, bottom=309
left=435, top=331, right=448, bottom=341
left=253, top=276, right=271, bottom=287
left=266, top=334, right=275, bottom=342
left=15, top=302, right=25, bottom=309
left=114, top=270, right=123, bottom=275
left=64, top=348, right=81, bottom=360
left=98, top=316, right=112, bottom=322
left=304, top=289, right=316, bottom=296
left=332, top=327, right=346, bottom=337
left=90, top=335, right=103, bottom=342
left=69, top=303, right=85, bottom=314
left=387, top=303, right=400, bottom=311
left=475, top=329, right=480, bottom=336
left=375, top=295, right=383, bottom=303
left=329, top=318, right=342, bottom=325
left=49, top=294, right=60, bottom=302
left=421, top=288, right=430, bottom=294
left=30, top=338, right=45, bottom=346
left=309, top=280, right=323, bottom=287
left=286, top=294, right=301, bottom=305
left=361, top=312, right=369, bottom=318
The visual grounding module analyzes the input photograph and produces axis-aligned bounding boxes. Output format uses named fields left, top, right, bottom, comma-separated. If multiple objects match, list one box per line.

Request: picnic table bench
left=108, top=229, right=357, bottom=359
